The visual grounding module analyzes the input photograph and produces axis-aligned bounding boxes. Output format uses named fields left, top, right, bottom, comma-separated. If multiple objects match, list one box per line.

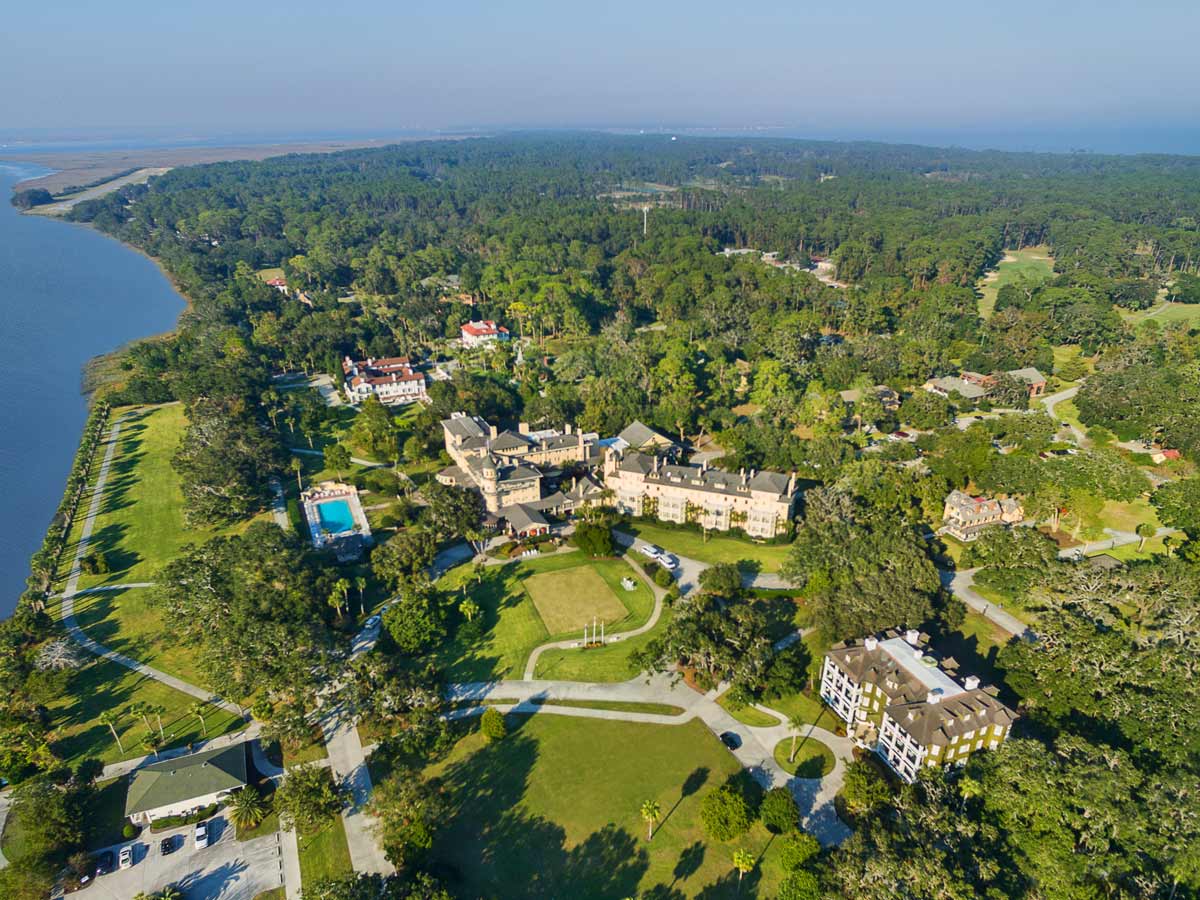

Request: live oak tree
left=276, top=764, right=347, bottom=833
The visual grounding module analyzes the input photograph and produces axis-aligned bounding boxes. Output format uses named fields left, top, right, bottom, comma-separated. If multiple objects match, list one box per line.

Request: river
left=0, top=166, right=185, bottom=617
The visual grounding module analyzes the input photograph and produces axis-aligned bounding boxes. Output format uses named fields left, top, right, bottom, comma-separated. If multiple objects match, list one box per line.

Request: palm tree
left=787, top=713, right=808, bottom=763
left=150, top=704, right=166, bottom=741
left=99, top=710, right=124, bottom=753
left=229, top=786, right=268, bottom=831
left=732, top=849, right=755, bottom=891
left=460, top=598, right=481, bottom=623
left=958, top=775, right=983, bottom=814
left=640, top=799, right=661, bottom=840
left=142, top=732, right=163, bottom=759
left=130, top=702, right=155, bottom=735
left=157, top=886, right=183, bottom=900
left=190, top=701, right=208, bottom=737
left=329, top=578, right=351, bottom=618
left=355, top=576, right=368, bottom=612
left=291, top=456, right=304, bottom=491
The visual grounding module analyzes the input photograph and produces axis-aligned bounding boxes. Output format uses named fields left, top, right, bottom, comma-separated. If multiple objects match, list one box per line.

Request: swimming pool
left=315, top=499, right=356, bottom=534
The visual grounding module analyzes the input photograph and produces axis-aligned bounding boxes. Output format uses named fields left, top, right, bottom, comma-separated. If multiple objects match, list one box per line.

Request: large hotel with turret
left=435, top=412, right=798, bottom=538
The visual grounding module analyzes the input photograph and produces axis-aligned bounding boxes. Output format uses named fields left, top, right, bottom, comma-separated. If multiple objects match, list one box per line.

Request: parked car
left=720, top=731, right=742, bottom=750
left=160, top=836, right=176, bottom=855
left=639, top=544, right=665, bottom=562
left=658, top=553, right=679, bottom=571
left=195, top=821, right=209, bottom=849
left=365, top=615, right=381, bottom=628
left=93, top=850, right=114, bottom=877
left=118, top=846, right=133, bottom=869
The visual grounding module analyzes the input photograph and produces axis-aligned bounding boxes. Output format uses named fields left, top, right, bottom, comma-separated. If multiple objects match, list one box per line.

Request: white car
left=118, top=846, right=133, bottom=869
left=365, top=615, right=381, bottom=628
left=658, top=553, right=679, bottom=571
left=195, top=821, right=209, bottom=849
left=639, top=544, right=665, bottom=562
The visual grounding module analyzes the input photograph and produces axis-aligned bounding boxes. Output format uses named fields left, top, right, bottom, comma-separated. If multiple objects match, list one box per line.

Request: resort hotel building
left=941, top=490, right=1024, bottom=542
left=300, top=481, right=373, bottom=561
left=820, top=629, right=1017, bottom=782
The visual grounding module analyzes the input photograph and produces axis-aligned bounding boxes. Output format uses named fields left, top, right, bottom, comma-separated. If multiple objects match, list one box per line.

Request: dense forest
left=3, top=134, right=1199, bottom=899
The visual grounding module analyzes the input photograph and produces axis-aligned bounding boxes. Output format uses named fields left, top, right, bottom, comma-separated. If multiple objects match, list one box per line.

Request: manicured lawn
left=524, top=566, right=628, bottom=635
left=421, top=715, right=789, bottom=898
left=297, top=816, right=353, bottom=888
left=533, top=607, right=673, bottom=682
left=761, top=691, right=833, bottom=730
left=431, top=554, right=654, bottom=682
left=1120, top=301, right=1200, bottom=327
left=86, top=778, right=132, bottom=849
left=772, top=738, right=835, bottom=778
left=57, top=403, right=269, bottom=592
left=716, top=693, right=780, bottom=727
left=930, top=612, right=1013, bottom=698
left=1089, top=536, right=1168, bottom=562
left=71, top=586, right=203, bottom=686
left=283, top=727, right=330, bottom=766
left=253, top=890, right=286, bottom=900
left=1097, top=498, right=1161, bottom=534
left=622, top=522, right=792, bottom=573
left=530, top=699, right=685, bottom=716
left=1044, top=397, right=1086, bottom=434
left=42, top=656, right=245, bottom=766
left=976, top=246, right=1054, bottom=319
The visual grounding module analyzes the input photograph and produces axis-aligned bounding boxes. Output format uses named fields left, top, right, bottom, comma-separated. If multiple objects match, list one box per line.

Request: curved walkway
left=522, top=553, right=667, bottom=680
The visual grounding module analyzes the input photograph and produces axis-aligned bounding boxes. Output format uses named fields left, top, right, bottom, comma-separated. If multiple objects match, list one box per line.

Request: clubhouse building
left=820, top=629, right=1017, bottom=783
left=125, top=743, right=248, bottom=826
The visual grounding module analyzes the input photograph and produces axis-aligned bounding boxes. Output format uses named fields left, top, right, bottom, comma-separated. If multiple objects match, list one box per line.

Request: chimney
left=518, top=422, right=529, bottom=435
left=489, top=424, right=498, bottom=439
left=864, top=636, right=878, bottom=652
left=964, top=675, right=980, bottom=691
left=788, top=471, right=796, bottom=493
left=926, top=689, right=943, bottom=705
left=905, top=629, right=920, bottom=646
left=750, top=468, right=757, bottom=480
left=912, top=649, right=923, bottom=660
left=564, top=423, right=572, bottom=435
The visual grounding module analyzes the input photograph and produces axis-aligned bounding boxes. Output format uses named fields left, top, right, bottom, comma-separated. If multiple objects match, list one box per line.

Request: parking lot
left=78, top=814, right=284, bottom=900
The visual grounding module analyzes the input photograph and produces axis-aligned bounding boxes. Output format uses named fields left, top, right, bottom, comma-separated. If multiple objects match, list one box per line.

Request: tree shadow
left=660, top=765, right=709, bottom=831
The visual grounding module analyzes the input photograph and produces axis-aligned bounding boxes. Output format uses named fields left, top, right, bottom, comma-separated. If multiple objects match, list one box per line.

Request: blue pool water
left=316, top=499, right=355, bottom=534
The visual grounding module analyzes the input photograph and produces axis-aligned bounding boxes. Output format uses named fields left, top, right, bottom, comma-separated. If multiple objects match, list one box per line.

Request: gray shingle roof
left=617, top=421, right=673, bottom=450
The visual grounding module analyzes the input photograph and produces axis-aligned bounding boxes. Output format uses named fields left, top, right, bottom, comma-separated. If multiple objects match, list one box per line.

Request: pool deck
left=300, top=482, right=372, bottom=551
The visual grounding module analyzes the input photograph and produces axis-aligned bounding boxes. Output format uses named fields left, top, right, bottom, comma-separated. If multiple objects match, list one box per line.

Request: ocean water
left=0, top=166, right=185, bottom=617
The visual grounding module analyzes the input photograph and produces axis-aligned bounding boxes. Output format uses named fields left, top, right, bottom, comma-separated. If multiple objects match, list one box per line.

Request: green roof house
left=125, top=742, right=248, bottom=825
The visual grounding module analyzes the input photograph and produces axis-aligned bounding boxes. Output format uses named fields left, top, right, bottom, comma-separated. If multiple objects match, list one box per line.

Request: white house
left=460, top=320, right=510, bottom=348
left=124, top=743, right=248, bottom=825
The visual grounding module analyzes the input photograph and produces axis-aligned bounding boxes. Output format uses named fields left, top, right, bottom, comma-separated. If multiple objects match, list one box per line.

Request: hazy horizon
left=3, top=0, right=1200, bottom=156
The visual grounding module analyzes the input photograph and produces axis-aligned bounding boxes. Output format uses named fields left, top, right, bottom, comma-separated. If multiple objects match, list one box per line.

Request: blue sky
left=3, top=0, right=1199, bottom=153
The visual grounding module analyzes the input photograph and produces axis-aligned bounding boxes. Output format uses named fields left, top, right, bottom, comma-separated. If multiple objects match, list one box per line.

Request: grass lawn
left=976, top=246, right=1054, bottom=319
left=523, top=566, right=628, bottom=635
left=43, top=656, right=245, bottom=767
left=772, top=738, right=835, bottom=778
left=716, top=693, right=780, bottom=727
left=297, top=816, right=353, bottom=888
left=929, top=612, right=1013, bottom=698
left=253, top=890, right=286, bottom=900
left=1119, top=301, right=1200, bottom=327
left=533, top=607, right=673, bottom=682
left=56, top=404, right=268, bottom=592
left=622, top=522, right=791, bottom=573
left=1097, top=498, right=1161, bottom=534
left=1089, top=535, right=1168, bottom=562
left=420, top=715, right=790, bottom=899
left=86, top=778, right=132, bottom=849
left=760, top=691, right=832, bottom=730
left=71, top=586, right=203, bottom=686
left=431, top=554, right=654, bottom=682
left=1044, top=397, right=1086, bottom=434
left=283, top=727, right=330, bottom=766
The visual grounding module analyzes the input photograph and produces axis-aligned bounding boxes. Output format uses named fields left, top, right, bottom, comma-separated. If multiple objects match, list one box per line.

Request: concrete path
left=269, top=477, right=290, bottom=531
left=522, top=554, right=667, bottom=680
left=289, top=446, right=388, bottom=470
left=941, top=567, right=1031, bottom=638
left=309, top=374, right=345, bottom=407
left=0, top=792, right=9, bottom=870
left=60, top=417, right=245, bottom=716
left=1057, top=526, right=1177, bottom=560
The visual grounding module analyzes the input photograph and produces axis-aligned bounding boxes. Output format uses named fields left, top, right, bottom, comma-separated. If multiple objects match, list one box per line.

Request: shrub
left=699, top=785, right=752, bottom=841
left=641, top=559, right=661, bottom=578
left=777, top=870, right=821, bottom=900
left=122, top=823, right=137, bottom=839
left=760, top=787, right=799, bottom=834
left=777, top=831, right=820, bottom=870
left=572, top=522, right=614, bottom=557
left=839, top=759, right=892, bottom=819
left=480, top=708, right=507, bottom=742
left=653, top=567, right=673, bottom=588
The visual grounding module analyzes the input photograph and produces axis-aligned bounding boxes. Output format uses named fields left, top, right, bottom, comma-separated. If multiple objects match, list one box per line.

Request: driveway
left=83, top=817, right=284, bottom=900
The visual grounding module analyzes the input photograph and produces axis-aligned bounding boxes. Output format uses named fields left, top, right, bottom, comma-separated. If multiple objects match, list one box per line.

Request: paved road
left=1057, top=526, right=1177, bottom=560
left=941, top=567, right=1031, bottom=638
left=1041, top=385, right=1084, bottom=444
left=613, top=530, right=705, bottom=595
left=269, top=477, right=290, bottom=531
